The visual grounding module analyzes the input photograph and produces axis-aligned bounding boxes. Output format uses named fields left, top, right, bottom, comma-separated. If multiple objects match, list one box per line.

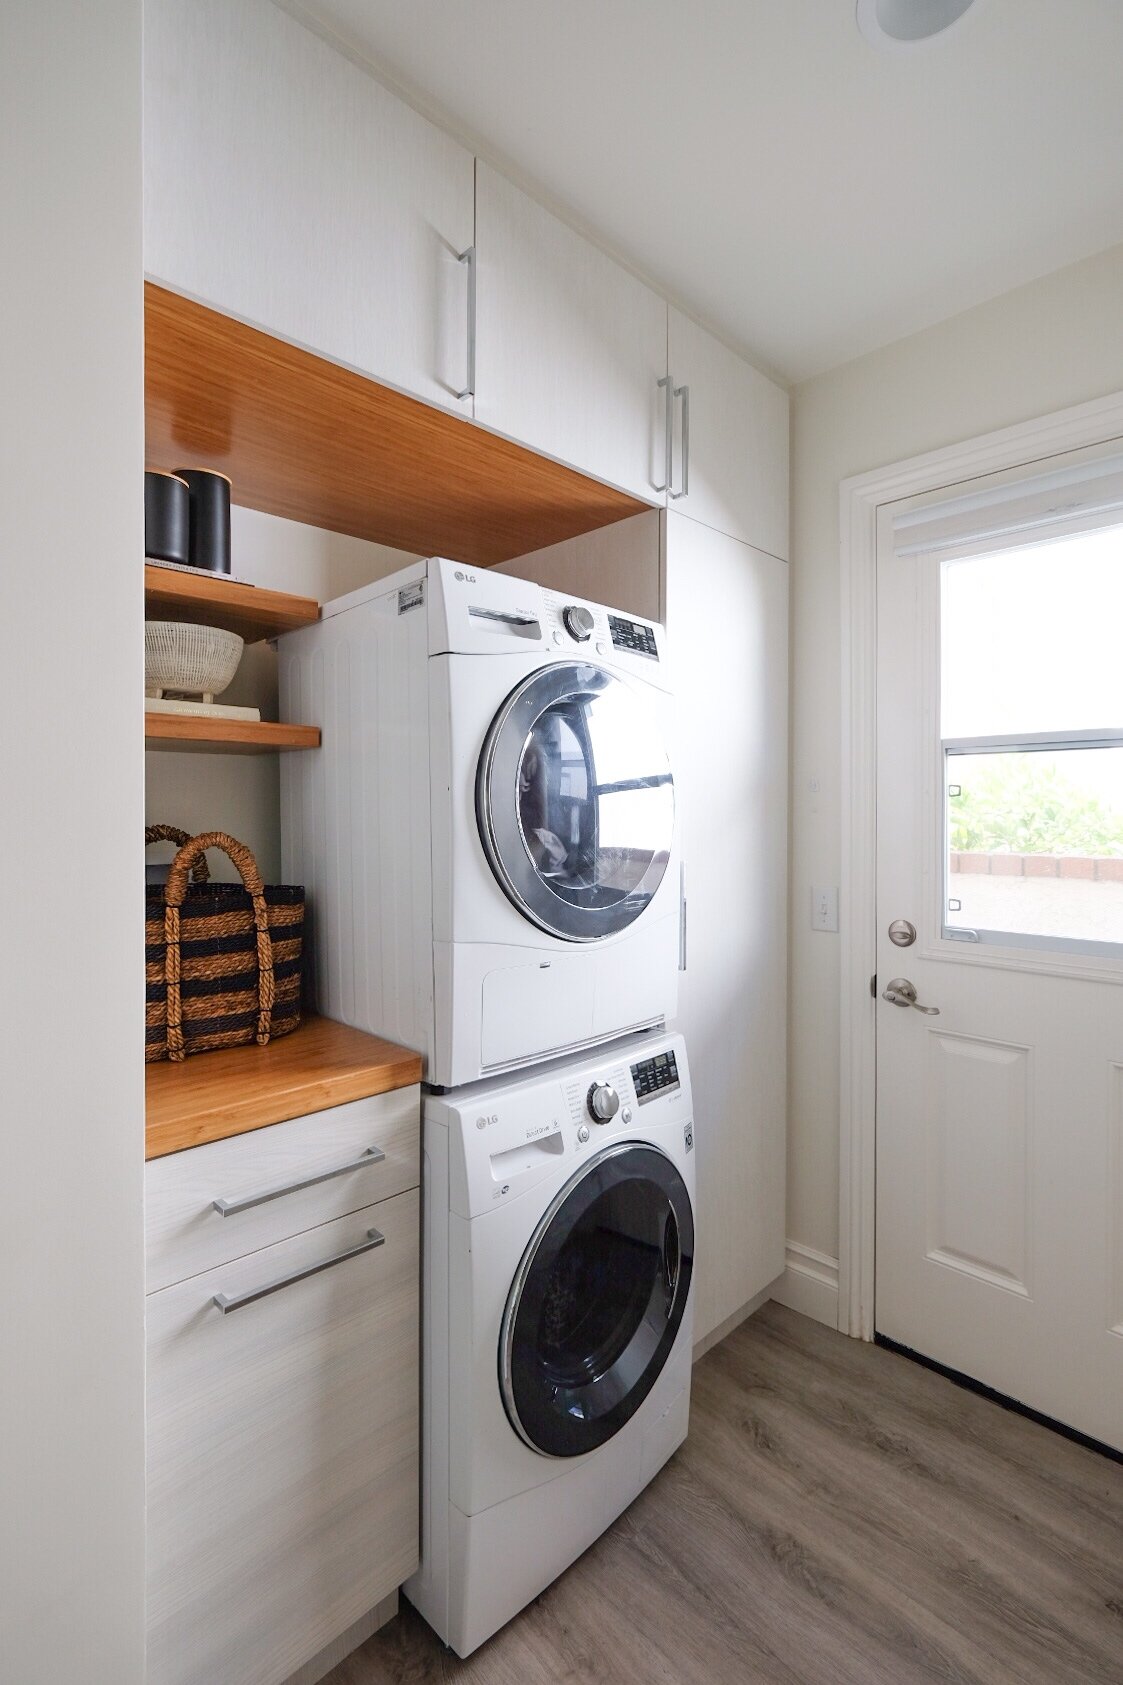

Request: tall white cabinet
left=665, top=513, right=788, bottom=1340
left=474, top=162, right=669, bottom=500
left=144, top=0, right=475, bottom=409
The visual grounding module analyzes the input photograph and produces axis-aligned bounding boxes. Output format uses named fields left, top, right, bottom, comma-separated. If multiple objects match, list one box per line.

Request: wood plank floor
left=324, top=1302, right=1123, bottom=1685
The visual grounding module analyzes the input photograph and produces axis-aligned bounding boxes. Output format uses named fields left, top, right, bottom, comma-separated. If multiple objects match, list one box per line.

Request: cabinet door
left=664, top=514, right=788, bottom=1341
left=146, top=1192, right=419, bottom=1685
left=144, top=0, right=474, bottom=410
left=667, top=307, right=789, bottom=560
left=475, top=162, right=668, bottom=501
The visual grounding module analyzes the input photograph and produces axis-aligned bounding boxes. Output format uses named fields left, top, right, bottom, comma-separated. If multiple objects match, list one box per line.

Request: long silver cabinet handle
left=456, top=244, right=476, bottom=401
left=655, top=374, right=674, bottom=493
left=671, top=383, right=690, bottom=499
left=212, top=1145, right=386, bottom=1217
left=213, top=1228, right=385, bottom=1314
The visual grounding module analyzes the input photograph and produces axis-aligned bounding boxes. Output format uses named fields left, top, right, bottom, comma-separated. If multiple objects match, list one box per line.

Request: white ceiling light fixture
left=856, top=0, right=979, bottom=50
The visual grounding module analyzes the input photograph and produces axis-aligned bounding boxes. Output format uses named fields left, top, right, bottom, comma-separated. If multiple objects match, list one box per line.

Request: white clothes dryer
left=279, top=557, right=682, bottom=1087
left=406, top=1030, right=695, bottom=1657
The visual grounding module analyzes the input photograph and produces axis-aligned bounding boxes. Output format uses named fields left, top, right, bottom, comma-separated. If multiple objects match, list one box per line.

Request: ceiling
left=283, top=0, right=1123, bottom=384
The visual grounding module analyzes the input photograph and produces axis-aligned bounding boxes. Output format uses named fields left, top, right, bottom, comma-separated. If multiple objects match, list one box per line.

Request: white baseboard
left=770, top=1241, right=840, bottom=1329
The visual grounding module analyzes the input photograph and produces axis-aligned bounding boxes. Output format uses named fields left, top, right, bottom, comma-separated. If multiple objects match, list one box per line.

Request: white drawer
left=146, top=1085, right=420, bottom=1291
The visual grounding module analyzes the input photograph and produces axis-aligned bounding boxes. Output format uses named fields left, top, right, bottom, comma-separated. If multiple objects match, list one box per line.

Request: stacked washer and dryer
left=279, top=556, right=695, bottom=1657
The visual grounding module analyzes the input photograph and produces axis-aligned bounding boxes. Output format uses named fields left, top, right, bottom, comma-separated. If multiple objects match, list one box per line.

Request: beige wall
left=788, top=241, right=1123, bottom=1266
left=1, top=3, right=146, bottom=1677
left=146, top=507, right=416, bottom=882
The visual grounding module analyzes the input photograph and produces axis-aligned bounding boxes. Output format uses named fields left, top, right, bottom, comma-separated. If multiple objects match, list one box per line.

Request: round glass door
left=476, top=663, right=674, bottom=941
left=500, top=1143, right=694, bottom=1458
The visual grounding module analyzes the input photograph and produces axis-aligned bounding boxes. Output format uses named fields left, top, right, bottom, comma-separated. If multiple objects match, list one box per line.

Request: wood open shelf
left=144, top=283, right=650, bottom=566
left=144, top=562, right=319, bottom=643
left=145, top=715, right=321, bottom=754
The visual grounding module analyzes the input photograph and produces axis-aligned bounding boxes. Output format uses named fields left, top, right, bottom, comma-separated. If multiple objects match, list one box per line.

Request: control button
left=577, top=1124, right=590, bottom=1144
left=596, top=640, right=608, bottom=655
left=621, top=1105, right=633, bottom=1124
left=587, top=1081, right=620, bottom=1123
left=563, top=604, right=595, bottom=642
left=552, top=630, right=564, bottom=645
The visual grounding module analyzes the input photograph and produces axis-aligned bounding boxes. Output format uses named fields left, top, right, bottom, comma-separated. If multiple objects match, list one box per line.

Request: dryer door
left=476, top=662, right=674, bottom=942
left=500, top=1143, right=694, bottom=1458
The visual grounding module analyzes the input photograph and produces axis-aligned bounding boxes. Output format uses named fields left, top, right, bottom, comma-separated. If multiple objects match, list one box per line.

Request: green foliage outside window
left=950, top=755, right=1123, bottom=858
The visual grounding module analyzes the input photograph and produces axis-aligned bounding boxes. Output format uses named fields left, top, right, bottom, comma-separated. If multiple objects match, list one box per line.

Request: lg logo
left=454, top=570, right=478, bottom=585
left=476, top=1113, right=498, bottom=1130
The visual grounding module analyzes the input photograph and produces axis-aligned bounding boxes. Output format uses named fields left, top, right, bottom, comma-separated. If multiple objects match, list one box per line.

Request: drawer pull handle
left=213, top=1228, right=385, bottom=1314
left=212, top=1146, right=386, bottom=1217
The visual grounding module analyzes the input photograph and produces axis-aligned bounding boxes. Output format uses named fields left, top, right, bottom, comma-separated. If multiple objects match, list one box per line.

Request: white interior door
left=876, top=482, right=1123, bottom=1452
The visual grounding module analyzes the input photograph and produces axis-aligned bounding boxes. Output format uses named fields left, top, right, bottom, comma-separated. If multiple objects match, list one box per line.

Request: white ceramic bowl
left=144, top=621, right=244, bottom=698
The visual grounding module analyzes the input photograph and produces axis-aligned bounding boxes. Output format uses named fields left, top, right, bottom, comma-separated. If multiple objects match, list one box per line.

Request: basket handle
left=145, top=824, right=210, bottom=884
left=162, top=831, right=275, bottom=1062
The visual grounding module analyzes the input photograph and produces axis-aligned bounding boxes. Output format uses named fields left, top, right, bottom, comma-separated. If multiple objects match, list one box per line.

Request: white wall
left=146, top=508, right=415, bottom=881
left=0, top=3, right=146, bottom=1678
left=788, top=241, right=1123, bottom=1277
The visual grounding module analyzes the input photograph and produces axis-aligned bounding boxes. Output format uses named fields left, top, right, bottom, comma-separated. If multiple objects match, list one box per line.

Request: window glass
left=946, top=746, right=1123, bottom=946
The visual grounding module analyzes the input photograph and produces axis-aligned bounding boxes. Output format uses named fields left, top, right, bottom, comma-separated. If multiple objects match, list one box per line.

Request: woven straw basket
left=145, top=828, right=304, bottom=1063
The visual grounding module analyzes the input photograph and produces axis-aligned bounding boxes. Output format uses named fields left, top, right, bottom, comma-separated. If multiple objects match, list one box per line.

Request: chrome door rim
left=476, top=662, right=673, bottom=942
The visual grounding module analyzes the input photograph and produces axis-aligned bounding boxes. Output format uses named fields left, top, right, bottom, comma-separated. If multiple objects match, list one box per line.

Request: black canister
left=144, top=471, right=190, bottom=564
left=174, top=467, right=232, bottom=574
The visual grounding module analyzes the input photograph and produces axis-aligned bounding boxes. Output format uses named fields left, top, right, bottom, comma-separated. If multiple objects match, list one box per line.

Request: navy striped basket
left=145, top=829, right=303, bottom=1063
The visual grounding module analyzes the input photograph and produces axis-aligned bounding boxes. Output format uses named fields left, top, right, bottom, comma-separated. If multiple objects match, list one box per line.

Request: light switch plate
left=811, top=885, right=838, bottom=932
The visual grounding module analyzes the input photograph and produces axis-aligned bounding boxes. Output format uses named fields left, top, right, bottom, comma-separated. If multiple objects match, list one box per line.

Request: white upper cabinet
left=666, top=307, right=789, bottom=560
left=144, top=0, right=475, bottom=410
left=474, top=163, right=668, bottom=502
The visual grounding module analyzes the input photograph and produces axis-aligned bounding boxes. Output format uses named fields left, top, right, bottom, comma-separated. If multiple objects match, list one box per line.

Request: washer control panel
left=631, top=1049, right=680, bottom=1104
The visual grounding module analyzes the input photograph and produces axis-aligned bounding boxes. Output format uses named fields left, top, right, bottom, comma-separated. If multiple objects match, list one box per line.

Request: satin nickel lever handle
left=882, top=977, right=940, bottom=1015
left=213, top=1228, right=385, bottom=1314
left=212, top=1146, right=386, bottom=1217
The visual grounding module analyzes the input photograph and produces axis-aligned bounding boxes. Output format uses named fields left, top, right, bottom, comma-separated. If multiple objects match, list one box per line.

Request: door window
left=478, top=664, right=674, bottom=941
left=500, top=1143, right=693, bottom=1458
left=941, top=528, right=1123, bottom=955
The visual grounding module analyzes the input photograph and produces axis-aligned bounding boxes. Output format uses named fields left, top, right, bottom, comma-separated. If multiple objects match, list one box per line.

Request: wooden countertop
left=145, top=1015, right=422, bottom=1159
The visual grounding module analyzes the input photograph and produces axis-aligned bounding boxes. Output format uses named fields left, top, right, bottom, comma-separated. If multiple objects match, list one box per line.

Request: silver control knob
left=587, top=1082, right=620, bottom=1124
left=577, top=1124, right=590, bottom=1145
left=563, top=604, right=595, bottom=642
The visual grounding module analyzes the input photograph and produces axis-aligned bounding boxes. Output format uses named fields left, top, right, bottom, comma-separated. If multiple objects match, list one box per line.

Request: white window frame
left=838, top=388, right=1123, bottom=1343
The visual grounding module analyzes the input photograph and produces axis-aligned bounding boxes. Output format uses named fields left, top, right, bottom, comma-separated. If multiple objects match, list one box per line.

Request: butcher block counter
left=144, top=1013, right=423, bottom=1159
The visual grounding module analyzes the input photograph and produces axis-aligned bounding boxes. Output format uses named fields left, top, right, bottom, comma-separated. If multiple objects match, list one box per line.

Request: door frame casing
left=837, top=387, right=1123, bottom=1340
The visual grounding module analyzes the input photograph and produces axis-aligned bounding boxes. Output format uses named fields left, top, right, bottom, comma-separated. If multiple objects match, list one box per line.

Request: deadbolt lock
left=888, top=918, right=917, bottom=947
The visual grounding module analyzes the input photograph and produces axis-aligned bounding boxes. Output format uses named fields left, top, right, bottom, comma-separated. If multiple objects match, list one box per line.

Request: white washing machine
left=406, top=1030, right=695, bottom=1657
left=279, top=557, right=682, bottom=1088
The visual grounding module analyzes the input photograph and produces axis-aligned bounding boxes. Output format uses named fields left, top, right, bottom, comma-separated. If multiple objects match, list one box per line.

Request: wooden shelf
left=145, top=282, right=650, bottom=566
left=146, top=1014, right=422, bottom=1158
left=144, top=562, right=319, bottom=643
left=145, top=715, right=320, bottom=754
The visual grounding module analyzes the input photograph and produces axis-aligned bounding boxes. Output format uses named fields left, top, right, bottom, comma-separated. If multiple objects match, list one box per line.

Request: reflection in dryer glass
left=518, top=684, right=673, bottom=910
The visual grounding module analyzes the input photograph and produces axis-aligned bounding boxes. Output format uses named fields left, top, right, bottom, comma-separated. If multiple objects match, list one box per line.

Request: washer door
left=500, top=1143, right=694, bottom=1458
left=476, top=663, right=674, bottom=942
